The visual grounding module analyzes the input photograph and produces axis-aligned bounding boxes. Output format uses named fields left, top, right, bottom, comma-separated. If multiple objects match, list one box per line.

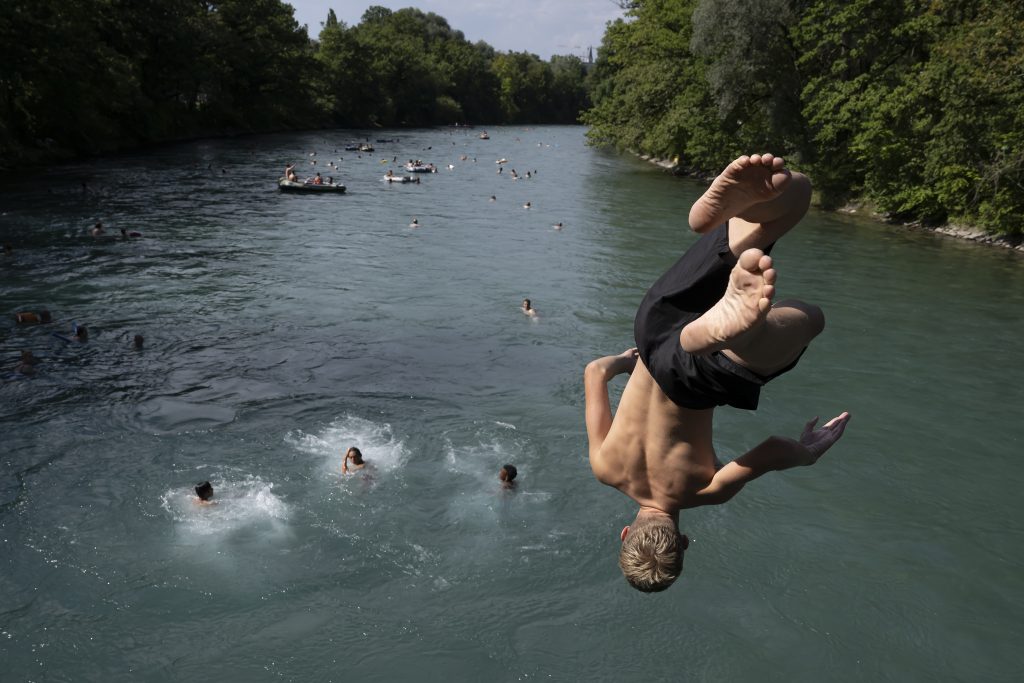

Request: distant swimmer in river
left=120, top=228, right=142, bottom=239
left=91, top=222, right=105, bottom=237
left=489, top=195, right=496, bottom=202
left=521, top=299, right=537, bottom=317
left=133, top=334, right=144, bottom=350
left=342, top=447, right=366, bottom=473
left=523, top=201, right=531, bottom=209
left=499, top=464, right=518, bottom=489
left=553, top=222, right=563, bottom=230
left=16, top=310, right=52, bottom=324
left=15, top=350, right=39, bottom=376
left=194, top=481, right=215, bottom=505
left=409, top=218, right=419, bottom=228
left=55, top=322, right=88, bottom=343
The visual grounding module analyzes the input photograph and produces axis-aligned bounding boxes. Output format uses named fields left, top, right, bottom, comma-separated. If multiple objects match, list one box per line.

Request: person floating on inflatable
left=585, top=154, right=851, bottom=593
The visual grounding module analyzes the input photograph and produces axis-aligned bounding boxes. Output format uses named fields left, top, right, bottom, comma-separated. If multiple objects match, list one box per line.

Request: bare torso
left=593, top=359, right=720, bottom=511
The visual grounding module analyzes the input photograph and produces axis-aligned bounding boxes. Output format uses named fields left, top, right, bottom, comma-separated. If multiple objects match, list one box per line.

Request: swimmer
left=327, top=176, right=334, bottom=185
left=499, top=464, right=518, bottom=489
left=120, top=228, right=142, bottom=238
left=523, top=202, right=531, bottom=209
left=409, top=218, right=419, bottom=228
left=285, top=164, right=298, bottom=182
left=553, top=222, right=563, bottom=230
left=489, top=195, right=497, bottom=202
left=15, top=350, right=38, bottom=376
left=521, top=299, right=537, bottom=317
left=194, top=481, right=215, bottom=505
left=342, top=447, right=366, bottom=473
left=586, top=153, right=850, bottom=593
left=71, top=324, right=88, bottom=342
left=133, top=334, right=144, bottom=349
left=447, top=164, right=454, bottom=170
left=15, top=310, right=52, bottom=324
left=90, top=222, right=104, bottom=237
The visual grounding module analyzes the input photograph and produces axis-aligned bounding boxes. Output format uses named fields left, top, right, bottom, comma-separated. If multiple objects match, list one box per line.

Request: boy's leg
left=688, top=154, right=812, bottom=256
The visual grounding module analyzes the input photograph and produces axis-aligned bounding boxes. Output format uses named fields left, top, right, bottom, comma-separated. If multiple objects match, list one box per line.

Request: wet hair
left=346, top=447, right=364, bottom=464
left=133, top=334, right=144, bottom=348
left=522, top=299, right=531, bottom=308
left=619, top=516, right=685, bottom=593
left=195, top=481, right=214, bottom=501
left=74, top=325, right=88, bottom=340
left=499, top=464, right=517, bottom=482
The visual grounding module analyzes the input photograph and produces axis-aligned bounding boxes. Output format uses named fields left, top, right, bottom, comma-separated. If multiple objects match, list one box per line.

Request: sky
left=287, top=0, right=626, bottom=60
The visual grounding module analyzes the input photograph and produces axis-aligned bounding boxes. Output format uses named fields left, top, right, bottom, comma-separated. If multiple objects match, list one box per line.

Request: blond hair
left=619, top=517, right=684, bottom=592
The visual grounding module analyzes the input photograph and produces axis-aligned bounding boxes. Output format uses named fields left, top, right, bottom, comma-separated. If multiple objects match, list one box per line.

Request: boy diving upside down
left=585, top=154, right=851, bottom=593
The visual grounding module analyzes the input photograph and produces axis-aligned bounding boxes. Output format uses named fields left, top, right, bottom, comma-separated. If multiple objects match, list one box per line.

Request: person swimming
left=342, top=447, right=366, bottom=473
left=120, top=228, right=142, bottom=238
left=553, top=222, right=563, bottom=230
left=15, top=310, right=52, bottom=324
left=523, top=202, right=531, bottom=209
left=194, top=481, right=215, bottom=505
left=133, top=334, right=144, bottom=350
left=499, top=464, right=518, bottom=489
left=521, top=299, right=537, bottom=317
left=15, top=350, right=39, bottom=376
left=409, top=218, right=419, bottom=228
left=90, top=222, right=105, bottom=237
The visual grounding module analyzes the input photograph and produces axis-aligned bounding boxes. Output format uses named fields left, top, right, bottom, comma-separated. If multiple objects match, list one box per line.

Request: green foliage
left=1, top=2, right=593, bottom=163
left=584, top=0, right=1024, bottom=235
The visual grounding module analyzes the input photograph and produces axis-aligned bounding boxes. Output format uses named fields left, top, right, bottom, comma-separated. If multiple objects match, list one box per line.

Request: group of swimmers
left=191, top=450, right=518, bottom=505
left=10, top=299, right=144, bottom=376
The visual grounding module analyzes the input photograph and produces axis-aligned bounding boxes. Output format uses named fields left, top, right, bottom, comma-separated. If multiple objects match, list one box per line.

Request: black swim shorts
left=633, top=222, right=799, bottom=410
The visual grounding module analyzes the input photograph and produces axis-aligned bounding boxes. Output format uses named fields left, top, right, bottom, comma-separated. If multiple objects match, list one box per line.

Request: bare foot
left=679, top=249, right=775, bottom=354
left=688, top=154, right=792, bottom=233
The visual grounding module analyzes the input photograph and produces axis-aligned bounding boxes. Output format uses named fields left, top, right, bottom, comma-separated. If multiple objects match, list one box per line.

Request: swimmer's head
left=74, top=325, right=89, bottom=340
left=522, top=299, right=531, bottom=310
left=499, top=464, right=517, bottom=483
left=195, top=481, right=214, bottom=501
left=619, top=510, right=687, bottom=593
left=133, top=334, right=144, bottom=349
left=345, top=447, right=364, bottom=464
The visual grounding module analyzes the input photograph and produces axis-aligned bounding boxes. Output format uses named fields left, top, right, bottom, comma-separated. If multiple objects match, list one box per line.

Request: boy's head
left=619, top=511, right=688, bottom=593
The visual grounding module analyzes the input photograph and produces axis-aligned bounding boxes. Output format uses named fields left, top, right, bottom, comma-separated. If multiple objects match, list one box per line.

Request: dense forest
left=583, top=0, right=1024, bottom=236
left=2, top=1, right=1021, bottom=236
left=0, top=1, right=590, bottom=163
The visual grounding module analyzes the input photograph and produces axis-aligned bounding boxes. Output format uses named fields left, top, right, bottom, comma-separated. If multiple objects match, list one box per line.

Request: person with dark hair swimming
left=194, top=481, right=214, bottom=505
left=133, top=335, right=144, bottom=350
left=342, top=447, right=366, bottom=473
left=15, top=350, right=39, bottom=376
left=585, top=154, right=850, bottom=594
left=499, top=464, right=518, bottom=489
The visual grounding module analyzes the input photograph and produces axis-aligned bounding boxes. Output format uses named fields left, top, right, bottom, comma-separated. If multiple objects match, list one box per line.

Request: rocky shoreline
left=638, top=153, right=1024, bottom=254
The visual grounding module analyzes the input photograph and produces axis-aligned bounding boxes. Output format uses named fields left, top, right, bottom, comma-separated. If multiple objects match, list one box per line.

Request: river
left=1, top=126, right=1022, bottom=682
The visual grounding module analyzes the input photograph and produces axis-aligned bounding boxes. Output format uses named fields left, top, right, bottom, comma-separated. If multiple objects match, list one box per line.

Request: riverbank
left=638, top=153, right=1024, bottom=254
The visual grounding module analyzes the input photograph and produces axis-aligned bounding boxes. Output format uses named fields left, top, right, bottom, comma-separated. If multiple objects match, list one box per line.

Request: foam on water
left=286, top=414, right=409, bottom=482
left=160, top=474, right=288, bottom=536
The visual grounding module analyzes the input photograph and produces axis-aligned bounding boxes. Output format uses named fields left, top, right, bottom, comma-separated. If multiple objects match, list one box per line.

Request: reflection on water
left=1, top=126, right=1023, bottom=681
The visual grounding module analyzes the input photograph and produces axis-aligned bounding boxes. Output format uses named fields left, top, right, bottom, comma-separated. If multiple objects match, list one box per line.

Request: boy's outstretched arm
left=693, top=412, right=851, bottom=506
left=584, top=348, right=638, bottom=461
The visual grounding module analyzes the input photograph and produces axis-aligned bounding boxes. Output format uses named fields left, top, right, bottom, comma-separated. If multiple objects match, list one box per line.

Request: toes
left=738, top=248, right=766, bottom=271
left=762, top=267, right=776, bottom=286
